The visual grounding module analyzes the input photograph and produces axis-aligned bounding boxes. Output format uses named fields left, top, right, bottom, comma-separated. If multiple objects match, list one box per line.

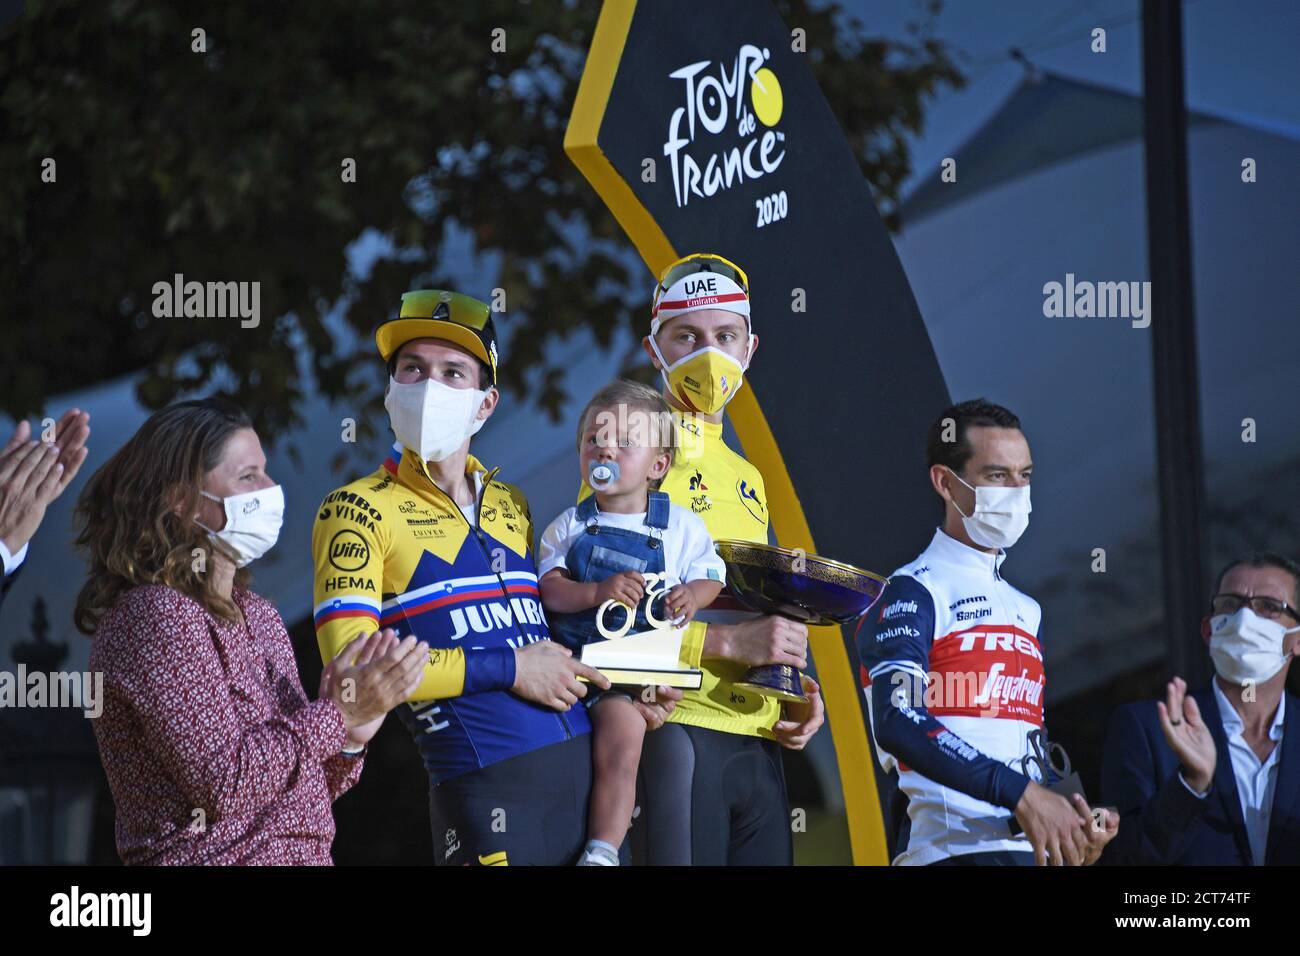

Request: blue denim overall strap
left=547, top=491, right=672, bottom=650
left=573, top=487, right=671, bottom=528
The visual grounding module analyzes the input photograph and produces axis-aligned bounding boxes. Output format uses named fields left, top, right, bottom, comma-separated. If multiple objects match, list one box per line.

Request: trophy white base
left=578, top=627, right=703, bottom=689
left=578, top=667, right=704, bottom=690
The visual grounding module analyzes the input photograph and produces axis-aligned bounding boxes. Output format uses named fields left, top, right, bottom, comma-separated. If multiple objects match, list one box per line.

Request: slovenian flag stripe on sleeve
left=313, top=593, right=382, bottom=629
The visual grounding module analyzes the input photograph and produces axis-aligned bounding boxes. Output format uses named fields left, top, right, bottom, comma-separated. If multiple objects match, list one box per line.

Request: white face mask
left=948, top=469, right=1032, bottom=550
left=384, top=376, right=490, bottom=463
left=195, top=484, right=285, bottom=568
left=1209, top=608, right=1300, bottom=686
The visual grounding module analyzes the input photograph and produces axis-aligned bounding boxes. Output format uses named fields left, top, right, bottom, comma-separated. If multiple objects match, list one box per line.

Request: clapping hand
left=0, top=409, right=91, bottom=556
left=322, top=628, right=427, bottom=750
left=1156, top=676, right=1216, bottom=794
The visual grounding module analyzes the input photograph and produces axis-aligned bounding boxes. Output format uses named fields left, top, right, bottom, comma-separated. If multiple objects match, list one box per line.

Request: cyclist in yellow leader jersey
left=581, top=253, right=825, bottom=864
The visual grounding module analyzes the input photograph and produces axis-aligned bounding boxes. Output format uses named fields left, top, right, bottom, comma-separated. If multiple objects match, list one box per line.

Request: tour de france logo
left=662, top=43, right=787, bottom=217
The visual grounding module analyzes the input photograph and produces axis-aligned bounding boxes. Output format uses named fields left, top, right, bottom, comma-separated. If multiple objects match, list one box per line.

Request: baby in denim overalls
left=538, top=380, right=724, bottom=866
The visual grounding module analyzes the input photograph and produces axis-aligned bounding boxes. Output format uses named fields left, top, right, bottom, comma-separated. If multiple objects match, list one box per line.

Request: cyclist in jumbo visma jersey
left=312, top=290, right=613, bottom=866
left=578, top=254, right=826, bottom=865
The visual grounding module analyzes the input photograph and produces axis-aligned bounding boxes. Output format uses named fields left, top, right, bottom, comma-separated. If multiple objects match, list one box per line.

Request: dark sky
left=841, top=0, right=1300, bottom=196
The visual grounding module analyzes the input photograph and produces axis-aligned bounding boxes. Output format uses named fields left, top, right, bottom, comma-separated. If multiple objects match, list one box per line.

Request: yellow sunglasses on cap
left=375, top=290, right=498, bottom=383
left=398, top=289, right=492, bottom=329
left=655, top=253, right=750, bottom=299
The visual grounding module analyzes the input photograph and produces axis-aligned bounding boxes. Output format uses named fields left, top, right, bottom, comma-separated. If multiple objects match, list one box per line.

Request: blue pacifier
left=588, top=459, right=620, bottom=491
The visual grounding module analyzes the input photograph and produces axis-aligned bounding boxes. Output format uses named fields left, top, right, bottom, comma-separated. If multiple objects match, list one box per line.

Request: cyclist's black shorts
left=631, top=722, right=791, bottom=865
left=428, top=733, right=592, bottom=865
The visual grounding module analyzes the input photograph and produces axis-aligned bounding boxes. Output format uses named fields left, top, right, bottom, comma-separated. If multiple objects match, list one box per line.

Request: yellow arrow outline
left=564, top=0, right=888, bottom=866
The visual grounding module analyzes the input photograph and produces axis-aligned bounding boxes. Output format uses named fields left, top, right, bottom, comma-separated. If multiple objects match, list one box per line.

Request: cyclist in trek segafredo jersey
left=857, top=528, right=1045, bottom=865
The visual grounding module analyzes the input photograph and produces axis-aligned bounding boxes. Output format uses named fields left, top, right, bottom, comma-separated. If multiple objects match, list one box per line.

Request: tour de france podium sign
left=565, top=0, right=951, bottom=865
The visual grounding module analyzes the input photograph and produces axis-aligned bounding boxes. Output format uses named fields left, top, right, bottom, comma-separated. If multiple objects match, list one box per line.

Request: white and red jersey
left=857, top=528, right=1044, bottom=865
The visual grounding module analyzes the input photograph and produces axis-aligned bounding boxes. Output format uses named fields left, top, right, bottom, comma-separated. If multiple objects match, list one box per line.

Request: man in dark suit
left=1102, top=551, right=1300, bottom=865
left=0, top=409, right=91, bottom=614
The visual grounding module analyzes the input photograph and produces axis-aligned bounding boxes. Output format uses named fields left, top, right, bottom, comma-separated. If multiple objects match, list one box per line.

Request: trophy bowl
left=714, top=540, right=889, bottom=703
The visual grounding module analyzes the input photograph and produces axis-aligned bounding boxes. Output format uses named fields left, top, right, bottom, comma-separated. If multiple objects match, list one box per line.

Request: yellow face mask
left=654, top=345, right=748, bottom=415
